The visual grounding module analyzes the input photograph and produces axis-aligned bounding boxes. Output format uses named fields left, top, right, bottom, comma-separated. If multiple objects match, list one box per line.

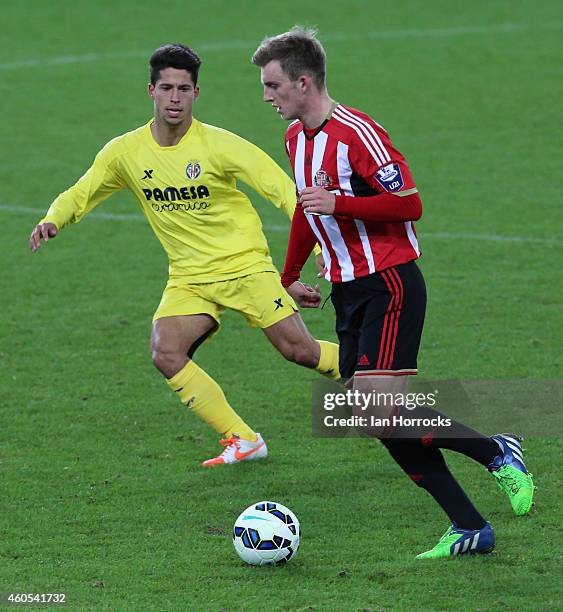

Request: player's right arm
left=29, top=140, right=125, bottom=252
left=280, top=202, right=321, bottom=308
left=29, top=222, right=59, bottom=252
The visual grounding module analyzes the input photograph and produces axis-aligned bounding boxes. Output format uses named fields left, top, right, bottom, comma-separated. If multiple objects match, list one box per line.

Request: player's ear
left=148, top=83, right=155, bottom=99
left=194, top=86, right=200, bottom=101
left=297, top=75, right=310, bottom=93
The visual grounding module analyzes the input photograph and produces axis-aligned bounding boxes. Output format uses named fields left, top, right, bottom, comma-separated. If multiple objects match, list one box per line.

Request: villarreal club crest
left=186, top=161, right=202, bottom=180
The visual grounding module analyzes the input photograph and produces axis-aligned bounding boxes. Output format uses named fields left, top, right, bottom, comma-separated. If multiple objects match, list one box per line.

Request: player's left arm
left=218, top=130, right=322, bottom=261
left=337, top=126, right=422, bottom=222
left=300, top=126, right=422, bottom=222
left=218, top=131, right=297, bottom=220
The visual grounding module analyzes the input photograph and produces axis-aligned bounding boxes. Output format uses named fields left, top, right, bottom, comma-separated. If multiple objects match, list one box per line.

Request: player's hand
left=299, top=187, right=336, bottom=215
left=286, top=281, right=321, bottom=308
left=315, top=253, right=327, bottom=278
left=29, top=223, right=58, bottom=252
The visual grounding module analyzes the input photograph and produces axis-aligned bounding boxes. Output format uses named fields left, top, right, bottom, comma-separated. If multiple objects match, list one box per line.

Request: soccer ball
left=232, top=501, right=300, bottom=565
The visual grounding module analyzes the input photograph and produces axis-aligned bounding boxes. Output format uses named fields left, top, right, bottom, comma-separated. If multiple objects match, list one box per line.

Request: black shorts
left=330, top=261, right=426, bottom=379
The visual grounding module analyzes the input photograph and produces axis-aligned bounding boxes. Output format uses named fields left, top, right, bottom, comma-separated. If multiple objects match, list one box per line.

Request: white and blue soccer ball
left=233, top=501, right=300, bottom=565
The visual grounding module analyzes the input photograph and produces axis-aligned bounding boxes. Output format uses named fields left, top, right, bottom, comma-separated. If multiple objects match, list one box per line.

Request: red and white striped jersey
left=284, top=103, right=421, bottom=283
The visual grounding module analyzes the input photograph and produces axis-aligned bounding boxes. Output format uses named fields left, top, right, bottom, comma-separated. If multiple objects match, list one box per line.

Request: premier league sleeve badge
left=374, top=163, right=404, bottom=192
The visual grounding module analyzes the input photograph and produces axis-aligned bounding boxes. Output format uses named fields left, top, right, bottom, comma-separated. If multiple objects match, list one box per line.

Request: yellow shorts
left=153, top=271, right=298, bottom=328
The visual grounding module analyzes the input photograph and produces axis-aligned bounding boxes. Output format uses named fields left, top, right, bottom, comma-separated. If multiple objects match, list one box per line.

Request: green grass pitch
left=1, top=1, right=562, bottom=610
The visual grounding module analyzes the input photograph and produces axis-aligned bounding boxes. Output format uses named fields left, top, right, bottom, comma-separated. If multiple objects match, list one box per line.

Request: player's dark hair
left=251, top=26, right=326, bottom=89
left=149, top=43, right=202, bottom=85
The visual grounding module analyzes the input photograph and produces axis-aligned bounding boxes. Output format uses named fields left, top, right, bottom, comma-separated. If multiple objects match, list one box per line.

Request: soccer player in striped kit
left=252, top=27, right=535, bottom=558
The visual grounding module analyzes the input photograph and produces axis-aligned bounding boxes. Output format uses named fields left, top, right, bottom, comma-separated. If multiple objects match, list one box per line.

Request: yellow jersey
left=40, top=119, right=297, bottom=283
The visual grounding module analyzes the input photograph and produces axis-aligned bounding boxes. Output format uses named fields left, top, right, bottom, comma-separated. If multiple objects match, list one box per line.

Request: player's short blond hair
left=251, top=26, right=326, bottom=89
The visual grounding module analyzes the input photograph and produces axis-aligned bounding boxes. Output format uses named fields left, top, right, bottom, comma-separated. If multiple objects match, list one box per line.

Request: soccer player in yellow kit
left=28, top=43, right=339, bottom=466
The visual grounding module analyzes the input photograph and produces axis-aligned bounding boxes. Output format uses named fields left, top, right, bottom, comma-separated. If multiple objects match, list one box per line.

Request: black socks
left=380, top=438, right=487, bottom=530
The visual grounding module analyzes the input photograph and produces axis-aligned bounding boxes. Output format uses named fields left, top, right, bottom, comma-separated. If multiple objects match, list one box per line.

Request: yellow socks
left=316, top=341, right=341, bottom=379
left=167, top=360, right=257, bottom=441
left=165, top=343, right=338, bottom=441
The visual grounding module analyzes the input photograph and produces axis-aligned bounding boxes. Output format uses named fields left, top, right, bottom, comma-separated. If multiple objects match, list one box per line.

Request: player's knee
left=152, top=349, right=185, bottom=379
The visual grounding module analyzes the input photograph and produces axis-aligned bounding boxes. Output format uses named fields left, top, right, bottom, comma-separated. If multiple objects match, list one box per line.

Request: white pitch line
left=1, top=22, right=562, bottom=71
left=419, top=231, right=562, bottom=247
left=0, top=204, right=144, bottom=222
left=4, top=204, right=561, bottom=247
left=0, top=40, right=253, bottom=71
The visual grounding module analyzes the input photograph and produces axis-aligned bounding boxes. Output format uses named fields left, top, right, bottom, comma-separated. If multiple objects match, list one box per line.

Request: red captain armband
left=333, top=191, right=422, bottom=223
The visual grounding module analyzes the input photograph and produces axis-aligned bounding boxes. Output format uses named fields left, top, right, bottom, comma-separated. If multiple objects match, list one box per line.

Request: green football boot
left=489, top=434, right=534, bottom=516
left=416, top=523, right=495, bottom=559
